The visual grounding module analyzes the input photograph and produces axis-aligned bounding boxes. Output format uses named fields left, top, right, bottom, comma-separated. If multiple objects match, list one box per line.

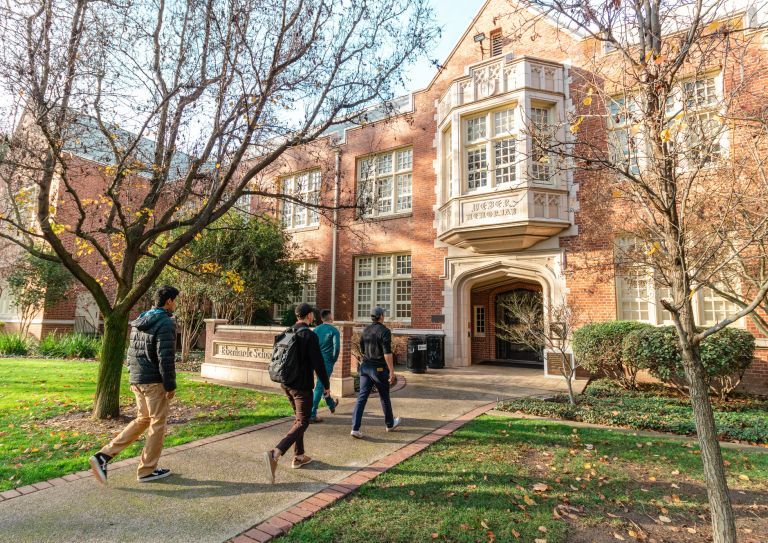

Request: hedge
left=572, top=321, right=652, bottom=389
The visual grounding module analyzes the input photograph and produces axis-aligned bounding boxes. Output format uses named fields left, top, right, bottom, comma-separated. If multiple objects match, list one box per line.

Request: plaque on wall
left=461, top=197, right=519, bottom=226
left=431, top=314, right=445, bottom=323
left=212, top=341, right=273, bottom=363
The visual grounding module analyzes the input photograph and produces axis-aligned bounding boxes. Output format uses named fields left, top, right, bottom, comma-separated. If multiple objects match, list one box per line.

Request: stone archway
left=441, top=254, right=565, bottom=369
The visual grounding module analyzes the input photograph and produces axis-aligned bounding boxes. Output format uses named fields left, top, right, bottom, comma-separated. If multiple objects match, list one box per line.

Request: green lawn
left=0, top=358, right=292, bottom=491
left=283, top=415, right=768, bottom=543
left=498, top=379, right=768, bottom=444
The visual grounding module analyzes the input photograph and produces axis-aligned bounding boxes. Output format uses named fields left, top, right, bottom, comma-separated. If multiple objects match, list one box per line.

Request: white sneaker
left=386, top=417, right=402, bottom=432
left=350, top=430, right=363, bottom=439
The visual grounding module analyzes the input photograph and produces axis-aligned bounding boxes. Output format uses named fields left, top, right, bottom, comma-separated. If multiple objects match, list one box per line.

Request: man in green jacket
left=309, top=309, right=340, bottom=423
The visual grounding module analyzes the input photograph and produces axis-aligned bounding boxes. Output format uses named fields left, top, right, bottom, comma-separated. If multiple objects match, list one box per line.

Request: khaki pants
left=101, top=383, right=169, bottom=478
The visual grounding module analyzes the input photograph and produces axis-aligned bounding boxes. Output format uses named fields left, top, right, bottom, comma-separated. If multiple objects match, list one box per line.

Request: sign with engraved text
left=461, top=197, right=519, bottom=226
left=213, top=341, right=273, bottom=363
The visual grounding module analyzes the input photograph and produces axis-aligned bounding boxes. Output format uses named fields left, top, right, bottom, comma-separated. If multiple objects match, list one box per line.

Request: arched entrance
left=494, top=288, right=544, bottom=366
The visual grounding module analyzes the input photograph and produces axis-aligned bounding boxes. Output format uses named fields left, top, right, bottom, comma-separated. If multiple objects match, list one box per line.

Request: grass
left=0, top=358, right=292, bottom=491
left=497, top=379, right=768, bottom=444
left=282, top=415, right=768, bottom=543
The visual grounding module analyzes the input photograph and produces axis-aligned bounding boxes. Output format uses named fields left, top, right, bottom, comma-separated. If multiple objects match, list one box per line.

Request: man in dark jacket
left=89, top=285, right=179, bottom=484
left=351, top=306, right=401, bottom=439
left=264, top=303, right=330, bottom=483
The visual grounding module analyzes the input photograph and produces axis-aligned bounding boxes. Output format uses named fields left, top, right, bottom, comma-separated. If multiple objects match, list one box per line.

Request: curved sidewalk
left=0, top=367, right=573, bottom=543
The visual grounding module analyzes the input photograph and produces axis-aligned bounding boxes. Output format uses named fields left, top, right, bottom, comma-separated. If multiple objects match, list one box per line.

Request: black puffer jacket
left=127, top=308, right=177, bottom=391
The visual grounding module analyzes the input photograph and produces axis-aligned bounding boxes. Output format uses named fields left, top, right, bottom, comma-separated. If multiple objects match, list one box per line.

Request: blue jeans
left=311, top=359, right=337, bottom=418
left=352, top=363, right=394, bottom=431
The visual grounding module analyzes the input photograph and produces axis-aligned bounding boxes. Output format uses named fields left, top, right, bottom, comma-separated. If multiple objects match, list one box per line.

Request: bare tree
left=495, top=292, right=581, bottom=404
left=504, top=1, right=768, bottom=541
left=0, top=0, right=438, bottom=418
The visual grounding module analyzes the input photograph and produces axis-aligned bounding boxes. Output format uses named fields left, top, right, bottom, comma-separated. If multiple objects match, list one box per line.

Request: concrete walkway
left=0, top=367, right=574, bottom=543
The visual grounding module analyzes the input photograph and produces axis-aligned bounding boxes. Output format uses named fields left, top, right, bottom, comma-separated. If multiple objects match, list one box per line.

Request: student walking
left=309, top=309, right=340, bottom=423
left=264, top=303, right=330, bottom=483
left=351, top=306, right=401, bottom=438
left=89, top=285, right=180, bottom=484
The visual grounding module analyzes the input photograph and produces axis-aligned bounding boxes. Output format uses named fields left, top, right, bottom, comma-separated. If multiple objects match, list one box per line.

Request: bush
left=37, top=333, right=101, bottom=359
left=0, top=333, right=32, bottom=356
left=623, top=325, right=755, bottom=400
left=280, top=307, right=296, bottom=327
left=572, top=321, right=652, bottom=389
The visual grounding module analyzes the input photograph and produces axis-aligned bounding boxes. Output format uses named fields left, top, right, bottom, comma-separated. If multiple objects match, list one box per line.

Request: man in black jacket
left=264, top=303, right=330, bottom=483
left=89, top=285, right=179, bottom=484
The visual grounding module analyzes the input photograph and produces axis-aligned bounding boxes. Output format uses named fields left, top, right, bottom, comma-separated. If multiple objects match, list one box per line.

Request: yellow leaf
left=583, top=96, right=593, bottom=106
left=738, top=474, right=750, bottom=481
left=583, top=463, right=592, bottom=470
left=660, top=128, right=671, bottom=142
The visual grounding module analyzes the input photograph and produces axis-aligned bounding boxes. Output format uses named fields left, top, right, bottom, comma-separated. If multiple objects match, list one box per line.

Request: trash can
left=426, top=335, right=444, bottom=369
left=406, top=336, right=427, bottom=373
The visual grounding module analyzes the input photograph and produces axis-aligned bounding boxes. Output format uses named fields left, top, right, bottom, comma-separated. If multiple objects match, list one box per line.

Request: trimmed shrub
left=622, top=325, right=755, bottom=400
left=0, top=333, right=33, bottom=356
left=572, top=321, right=652, bottom=389
left=280, top=307, right=296, bottom=327
left=37, top=333, right=101, bottom=359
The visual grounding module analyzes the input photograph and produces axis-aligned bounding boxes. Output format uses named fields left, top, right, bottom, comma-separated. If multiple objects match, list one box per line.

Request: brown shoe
left=309, top=416, right=323, bottom=423
left=263, top=450, right=278, bottom=484
left=292, top=455, right=313, bottom=469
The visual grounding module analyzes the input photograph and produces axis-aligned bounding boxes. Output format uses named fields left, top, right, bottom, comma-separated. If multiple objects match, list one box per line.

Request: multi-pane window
left=474, top=305, right=486, bottom=337
left=609, top=129, right=641, bottom=174
left=358, top=148, right=413, bottom=217
left=615, top=239, right=737, bottom=326
left=354, top=253, right=411, bottom=321
left=686, top=111, right=723, bottom=166
left=274, top=262, right=318, bottom=318
left=699, top=287, right=739, bottom=326
left=280, top=170, right=320, bottom=228
left=683, top=77, right=717, bottom=108
left=530, top=107, right=553, bottom=182
left=0, top=284, right=17, bottom=319
left=463, top=106, right=517, bottom=192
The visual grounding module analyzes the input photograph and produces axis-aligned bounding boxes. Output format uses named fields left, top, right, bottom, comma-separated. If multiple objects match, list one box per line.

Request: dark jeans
left=275, top=387, right=312, bottom=456
left=352, top=363, right=394, bottom=431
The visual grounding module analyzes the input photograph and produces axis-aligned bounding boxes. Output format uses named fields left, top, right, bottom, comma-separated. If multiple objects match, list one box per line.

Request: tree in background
left=504, top=1, right=768, bottom=540
left=0, top=0, right=438, bottom=418
left=6, top=253, right=72, bottom=338
left=495, top=293, right=581, bottom=405
left=156, top=212, right=302, bottom=363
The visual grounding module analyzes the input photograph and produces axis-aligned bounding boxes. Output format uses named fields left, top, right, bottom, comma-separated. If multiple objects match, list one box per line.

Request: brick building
left=249, top=0, right=768, bottom=391
left=3, top=0, right=767, bottom=391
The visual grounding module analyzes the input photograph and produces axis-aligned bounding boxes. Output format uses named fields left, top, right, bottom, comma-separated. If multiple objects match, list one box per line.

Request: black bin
left=426, top=335, right=444, bottom=369
left=406, top=336, right=427, bottom=373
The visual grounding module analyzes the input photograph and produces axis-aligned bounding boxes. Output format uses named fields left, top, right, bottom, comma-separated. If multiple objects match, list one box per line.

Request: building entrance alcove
left=469, top=280, right=544, bottom=367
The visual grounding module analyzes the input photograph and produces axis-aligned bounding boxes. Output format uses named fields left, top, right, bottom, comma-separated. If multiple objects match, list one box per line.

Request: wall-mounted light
left=473, top=32, right=486, bottom=43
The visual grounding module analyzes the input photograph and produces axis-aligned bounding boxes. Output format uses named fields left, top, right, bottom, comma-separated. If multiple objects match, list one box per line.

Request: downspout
left=330, top=150, right=340, bottom=316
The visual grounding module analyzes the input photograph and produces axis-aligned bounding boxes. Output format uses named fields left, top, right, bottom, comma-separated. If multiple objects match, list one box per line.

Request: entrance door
left=494, top=289, right=543, bottom=366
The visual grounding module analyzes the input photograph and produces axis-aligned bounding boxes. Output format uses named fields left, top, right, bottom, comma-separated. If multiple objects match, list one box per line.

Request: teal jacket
left=314, top=323, right=340, bottom=365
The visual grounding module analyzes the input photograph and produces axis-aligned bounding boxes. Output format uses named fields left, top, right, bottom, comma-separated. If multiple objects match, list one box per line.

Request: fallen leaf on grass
left=738, top=474, right=750, bottom=481
left=658, top=515, right=671, bottom=524
left=431, top=533, right=439, bottom=539
left=481, top=521, right=490, bottom=530
left=533, top=483, right=549, bottom=492
left=538, top=526, right=548, bottom=533
left=686, top=527, right=696, bottom=534
left=535, top=539, right=547, bottom=543
left=523, top=495, right=537, bottom=505
left=614, top=533, right=626, bottom=541
left=511, top=528, right=520, bottom=538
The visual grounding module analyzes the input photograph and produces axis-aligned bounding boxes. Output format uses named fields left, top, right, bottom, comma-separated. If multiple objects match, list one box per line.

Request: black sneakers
left=89, top=452, right=111, bottom=485
left=137, top=468, right=172, bottom=483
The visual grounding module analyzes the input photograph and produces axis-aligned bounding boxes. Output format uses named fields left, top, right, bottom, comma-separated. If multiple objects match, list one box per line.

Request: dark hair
left=295, top=302, right=315, bottom=319
left=154, top=285, right=180, bottom=308
left=320, top=309, right=332, bottom=321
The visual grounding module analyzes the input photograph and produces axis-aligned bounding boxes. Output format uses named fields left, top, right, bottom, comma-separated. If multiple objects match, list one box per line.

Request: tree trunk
left=92, top=312, right=130, bottom=419
left=678, top=324, right=737, bottom=543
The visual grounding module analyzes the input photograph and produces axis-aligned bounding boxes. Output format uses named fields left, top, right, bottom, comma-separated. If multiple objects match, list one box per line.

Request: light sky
left=403, top=0, right=487, bottom=91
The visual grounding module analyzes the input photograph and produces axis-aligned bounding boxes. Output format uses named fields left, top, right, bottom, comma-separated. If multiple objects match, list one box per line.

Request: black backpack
left=269, top=328, right=301, bottom=384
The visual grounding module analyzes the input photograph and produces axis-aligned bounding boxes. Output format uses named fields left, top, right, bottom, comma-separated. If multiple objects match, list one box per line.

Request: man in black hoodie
left=264, top=303, right=330, bottom=483
left=89, top=285, right=179, bottom=484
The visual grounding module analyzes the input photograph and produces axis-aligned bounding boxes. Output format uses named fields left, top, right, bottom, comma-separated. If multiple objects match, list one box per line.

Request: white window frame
left=0, top=283, right=17, bottom=320
left=473, top=305, right=486, bottom=337
left=462, top=105, right=518, bottom=194
left=529, top=106, right=555, bottom=183
left=354, top=253, right=411, bottom=322
left=274, top=261, right=318, bottom=318
left=280, top=170, right=321, bottom=229
left=358, top=147, right=413, bottom=218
